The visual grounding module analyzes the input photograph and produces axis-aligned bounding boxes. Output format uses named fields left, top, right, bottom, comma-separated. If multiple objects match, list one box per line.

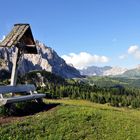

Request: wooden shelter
left=0, top=24, right=37, bottom=53
left=0, top=24, right=45, bottom=106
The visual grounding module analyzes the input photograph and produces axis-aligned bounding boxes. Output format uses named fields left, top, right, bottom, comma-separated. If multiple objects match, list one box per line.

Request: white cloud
left=0, top=35, right=5, bottom=42
left=127, top=45, right=140, bottom=59
left=119, top=54, right=127, bottom=60
left=62, top=52, right=109, bottom=69
left=119, top=45, right=140, bottom=60
left=128, top=45, right=139, bottom=54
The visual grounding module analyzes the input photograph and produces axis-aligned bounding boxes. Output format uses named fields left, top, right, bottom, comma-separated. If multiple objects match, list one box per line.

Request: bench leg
left=35, top=98, right=43, bottom=104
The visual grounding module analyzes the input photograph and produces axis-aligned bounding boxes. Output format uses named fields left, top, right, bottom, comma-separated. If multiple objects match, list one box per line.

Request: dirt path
left=0, top=116, right=24, bottom=125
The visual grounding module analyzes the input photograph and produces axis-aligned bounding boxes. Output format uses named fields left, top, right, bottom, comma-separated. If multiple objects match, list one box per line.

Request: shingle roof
left=0, top=24, right=37, bottom=54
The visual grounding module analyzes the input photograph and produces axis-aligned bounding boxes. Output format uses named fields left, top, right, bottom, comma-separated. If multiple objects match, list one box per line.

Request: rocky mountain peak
left=80, top=66, right=127, bottom=76
left=103, top=66, right=127, bottom=76
left=0, top=41, right=81, bottom=78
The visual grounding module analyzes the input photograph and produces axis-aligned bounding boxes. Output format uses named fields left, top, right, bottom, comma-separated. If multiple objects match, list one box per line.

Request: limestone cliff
left=0, top=41, right=81, bottom=78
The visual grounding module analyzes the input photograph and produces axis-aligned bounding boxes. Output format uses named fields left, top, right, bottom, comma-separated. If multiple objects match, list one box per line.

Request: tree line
left=21, top=71, right=140, bottom=109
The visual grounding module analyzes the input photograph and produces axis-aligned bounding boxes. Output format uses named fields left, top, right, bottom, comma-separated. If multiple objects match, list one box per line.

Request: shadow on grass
left=0, top=101, right=60, bottom=117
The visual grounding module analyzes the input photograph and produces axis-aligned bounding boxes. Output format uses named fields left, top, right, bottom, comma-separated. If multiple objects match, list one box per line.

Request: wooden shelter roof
left=0, top=24, right=37, bottom=54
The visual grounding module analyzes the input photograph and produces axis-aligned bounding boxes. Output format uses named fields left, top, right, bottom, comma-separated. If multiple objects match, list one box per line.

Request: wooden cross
left=0, top=24, right=37, bottom=86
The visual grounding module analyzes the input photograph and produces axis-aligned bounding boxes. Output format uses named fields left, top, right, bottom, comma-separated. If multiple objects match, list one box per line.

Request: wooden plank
left=6, top=26, right=21, bottom=47
left=0, top=26, right=20, bottom=47
left=15, top=25, right=29, bottom=44
left=0, top=84, right=36, bottom=94
left=0, top=24, right=29, bottom=47
left=26, top=45, right=36, bottom=47
left=10, top=47, right=19, bottom=86
left=7, top=25, right=27, bottom=47
left=0, top=94, right=46, bottom=105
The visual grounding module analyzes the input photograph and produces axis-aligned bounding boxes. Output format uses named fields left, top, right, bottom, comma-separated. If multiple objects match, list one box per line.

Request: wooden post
left=10, top=47, right=19, bottom=86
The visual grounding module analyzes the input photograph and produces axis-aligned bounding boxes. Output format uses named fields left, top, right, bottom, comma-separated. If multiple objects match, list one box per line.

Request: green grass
left=0, top=99, right=140, bottom=140
left=84, top=76, right=140, bottom=88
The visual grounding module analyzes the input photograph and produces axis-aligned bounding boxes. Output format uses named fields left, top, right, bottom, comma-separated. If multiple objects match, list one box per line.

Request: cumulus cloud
left=0, top=35, right=5, bottom=42
left=119, top=45, right=140, bottom=60
left=128, top=45, right=139, bottom=54
left=128, top=45, right=140, bottom=59
left=61, top=52, right=109, bottom=69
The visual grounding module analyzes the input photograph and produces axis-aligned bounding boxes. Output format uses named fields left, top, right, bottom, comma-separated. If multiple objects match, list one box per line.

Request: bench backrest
left=0, top=84, right=36, bottom=94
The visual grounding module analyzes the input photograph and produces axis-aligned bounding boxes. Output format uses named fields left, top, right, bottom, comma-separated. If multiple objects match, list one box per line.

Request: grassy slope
left=0, top=99, right=140, bottom=140
left=84, top=76, right=140, bottom=88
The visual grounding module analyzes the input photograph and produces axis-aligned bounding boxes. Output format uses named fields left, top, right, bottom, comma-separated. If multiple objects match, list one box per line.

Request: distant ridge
left=80, top=66, right=127, bottom=76
left=120, top=68, right=140, bottom=78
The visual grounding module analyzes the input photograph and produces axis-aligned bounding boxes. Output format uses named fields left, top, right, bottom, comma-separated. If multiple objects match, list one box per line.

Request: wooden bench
left=0, top=84, right=46, bottom=106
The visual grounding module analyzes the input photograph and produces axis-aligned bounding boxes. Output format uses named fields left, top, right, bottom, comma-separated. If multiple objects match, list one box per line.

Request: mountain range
left=80, top=65, right=140, bottom=78
left=1, top=40, right=140, bottom=79
left=80, top=66, right=127, bottom=76
left=0, top=41, right=81, bottom=79
left=120, top=66, right=140, bottom=78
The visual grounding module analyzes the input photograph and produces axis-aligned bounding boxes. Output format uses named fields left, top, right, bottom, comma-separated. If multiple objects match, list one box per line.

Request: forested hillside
left=17, top=71, right=140, bottom=108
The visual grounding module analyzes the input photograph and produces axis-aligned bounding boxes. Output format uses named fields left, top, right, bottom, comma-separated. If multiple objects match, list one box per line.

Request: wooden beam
left=26, top=45, right=36, bottom=47
left=10, top=47, right=19, bottom=86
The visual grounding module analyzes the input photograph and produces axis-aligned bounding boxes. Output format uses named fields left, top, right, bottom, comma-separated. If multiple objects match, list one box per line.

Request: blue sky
left=1, top=0, right=140, bottom=69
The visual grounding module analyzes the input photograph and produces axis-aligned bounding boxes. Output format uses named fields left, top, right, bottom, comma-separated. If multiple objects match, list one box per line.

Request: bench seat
left=0, top=84, right=46, bottom=106
left=0, top=94, right=46, bottom=106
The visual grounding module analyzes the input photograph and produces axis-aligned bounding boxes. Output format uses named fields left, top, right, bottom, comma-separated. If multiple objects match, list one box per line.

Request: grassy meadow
left=0, top=99, right=140, bottom=140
